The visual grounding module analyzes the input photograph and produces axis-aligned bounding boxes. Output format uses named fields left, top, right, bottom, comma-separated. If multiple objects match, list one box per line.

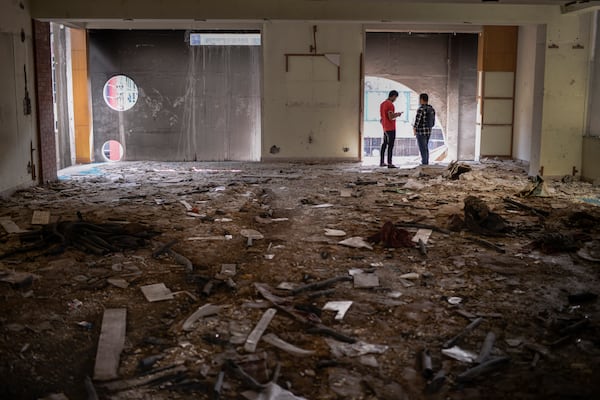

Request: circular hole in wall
left=101, top=140, right=124, bottom=162
left=103, top=75, right=138, bottom=111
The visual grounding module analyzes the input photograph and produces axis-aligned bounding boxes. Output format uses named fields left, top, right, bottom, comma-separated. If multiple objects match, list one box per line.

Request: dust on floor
left=1, top=160, right=599, bottom=400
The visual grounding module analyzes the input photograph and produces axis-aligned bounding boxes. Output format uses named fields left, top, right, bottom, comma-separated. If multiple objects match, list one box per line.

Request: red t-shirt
left=380, top=100, right=395, bottom=132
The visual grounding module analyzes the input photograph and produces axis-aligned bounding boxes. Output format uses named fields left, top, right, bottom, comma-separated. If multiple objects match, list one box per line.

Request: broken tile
left=323, top=301, right=353, bottom=320
left=353, top=273, right=380, bottom=288
left=140, top=283, right=174, bottom=302
left=411, top=228, right=432, bottom=244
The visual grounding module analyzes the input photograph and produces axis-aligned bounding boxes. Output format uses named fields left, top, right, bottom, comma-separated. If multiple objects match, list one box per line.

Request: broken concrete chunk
left=354, top=273, right=380, bottom=288
left=325, top=338, right=389, bottom=357
left=93, top=308, right=127, bottom=381
left=220, top=264, right=237, bottom=277
left=323, top=301, right=353, bottom=320
left=179, top=200, right=193, bottom=211
left=399, top=272, right=419, bottom=280
left=262, top=333, right=315, bottom=356
left=0, top=270, right=36, bottom=289
left=107, top=278, right=129, bottom=289
left=182, top=304, right=222, bottom=331
left=0, top=219, right=27, bottom=234
left=324, top=228, right=347, bottom=237
left=140, top=283, right=174, bottom=302
left=403, top=179, right=425, bottom=191
left=339, top=237, right=373, bottom=250
left=340, top=189, right=352, bottom=198
left=241, top=229, right=264, bottom=246
left=244, top=308, right=277, bottom=353
left=411, top=229, right=432, bottom=244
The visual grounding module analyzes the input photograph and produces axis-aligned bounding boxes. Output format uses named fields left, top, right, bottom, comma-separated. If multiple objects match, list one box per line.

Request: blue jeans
left=416, top=134, right=430, bottom=165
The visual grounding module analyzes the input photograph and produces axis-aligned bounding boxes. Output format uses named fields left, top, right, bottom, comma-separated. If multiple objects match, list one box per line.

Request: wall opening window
left=103, top=75, right=138, bottom=111
left=101, top=140, right=124, bottom=161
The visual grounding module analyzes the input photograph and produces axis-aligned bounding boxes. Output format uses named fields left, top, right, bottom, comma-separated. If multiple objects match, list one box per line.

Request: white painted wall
left=540, top=13, right=592, bottom=177
left=9, top=0, right=594, bottom=177
left=261, top=22, right=362, bottom=160
left=0, top=0, right=37, bottom=195
left=513, top=25, right=537, bottom=163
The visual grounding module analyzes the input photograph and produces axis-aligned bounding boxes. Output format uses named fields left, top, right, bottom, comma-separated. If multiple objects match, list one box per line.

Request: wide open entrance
left=363, top=31, right=479, bottom=166
left=51, top=27, right=262, bottom=168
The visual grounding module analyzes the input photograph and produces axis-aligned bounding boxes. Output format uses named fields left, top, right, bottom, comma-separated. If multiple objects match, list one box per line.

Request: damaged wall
left=365, top=32, right=478, bottom=161
left=539, top=13, right=592, bottom=177
left=262, top=22, right=362, bottom=160
left=514, top=24, right=546, bottom=170
left=0, top=0, right=38, bottom=194
left=583, top=12, right=600, bottom=183
left=88, top=30, right=261, bottom=162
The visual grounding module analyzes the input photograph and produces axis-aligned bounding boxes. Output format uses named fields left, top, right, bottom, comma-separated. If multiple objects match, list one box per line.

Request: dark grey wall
left=88, top=30, right=261, bottom=162
left=365, top=32, right=478, bottom=160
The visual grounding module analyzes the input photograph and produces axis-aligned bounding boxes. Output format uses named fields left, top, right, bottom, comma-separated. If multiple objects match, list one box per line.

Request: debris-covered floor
left=1, top=160, right=600, bottom=400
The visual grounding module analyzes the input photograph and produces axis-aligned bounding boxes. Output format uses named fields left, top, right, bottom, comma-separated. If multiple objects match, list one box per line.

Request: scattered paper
left=339, top=237, right=373, bottom=250
left=323, top=301, right=353, bottom=320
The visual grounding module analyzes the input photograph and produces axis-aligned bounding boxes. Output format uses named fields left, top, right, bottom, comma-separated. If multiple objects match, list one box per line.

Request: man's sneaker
left=387, top=164, right=397, bottom=169
left=379, top=163, right=387, bottom=167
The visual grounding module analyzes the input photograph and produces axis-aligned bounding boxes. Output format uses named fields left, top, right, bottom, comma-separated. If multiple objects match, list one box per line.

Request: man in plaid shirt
left=413, top=93, right=434, bottom=165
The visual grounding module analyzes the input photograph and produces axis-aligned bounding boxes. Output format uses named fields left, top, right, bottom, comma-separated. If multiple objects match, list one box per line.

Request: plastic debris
left=447, top=297, right=463, bottom=305
left=325, top=338, right=389, bottom=357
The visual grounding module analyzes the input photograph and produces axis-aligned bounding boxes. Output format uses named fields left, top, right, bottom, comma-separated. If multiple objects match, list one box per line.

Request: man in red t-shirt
left=379, top=90, right=403, bottom=168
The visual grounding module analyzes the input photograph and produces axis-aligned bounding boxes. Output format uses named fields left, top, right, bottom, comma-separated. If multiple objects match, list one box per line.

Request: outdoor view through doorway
left=363, top=31, right=479, bottom=167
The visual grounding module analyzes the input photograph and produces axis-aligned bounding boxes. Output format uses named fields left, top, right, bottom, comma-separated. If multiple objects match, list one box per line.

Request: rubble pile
left=0, top=160, right=599, bottom=400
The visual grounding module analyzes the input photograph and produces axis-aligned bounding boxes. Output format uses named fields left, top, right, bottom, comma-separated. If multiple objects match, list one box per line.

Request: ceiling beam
left=561, top=0, right=600, bottom=14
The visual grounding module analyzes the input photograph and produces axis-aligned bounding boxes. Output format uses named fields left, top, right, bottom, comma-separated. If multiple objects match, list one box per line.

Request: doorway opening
left=363, top=31, right=479, bottom=166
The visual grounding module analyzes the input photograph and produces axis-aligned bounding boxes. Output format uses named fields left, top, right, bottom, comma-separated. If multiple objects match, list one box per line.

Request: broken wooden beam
left=290, top=276, right=352, bottom=295
left=443, top=317, right=483, bottom=349
left=503, top=197, right=550, bottom=217
left=244, top=308, right=277, bottom=352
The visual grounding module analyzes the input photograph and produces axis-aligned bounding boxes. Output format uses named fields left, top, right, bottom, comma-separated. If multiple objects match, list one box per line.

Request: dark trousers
left=416, top=134, right=430, bottom=165
left=380, top=130, right=396, bottom=165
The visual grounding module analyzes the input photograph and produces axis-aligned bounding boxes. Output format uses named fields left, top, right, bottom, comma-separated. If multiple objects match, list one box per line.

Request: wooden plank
left=244, top=308, right=277, bottom=353
left=93, top=308, right=127, bottom=381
